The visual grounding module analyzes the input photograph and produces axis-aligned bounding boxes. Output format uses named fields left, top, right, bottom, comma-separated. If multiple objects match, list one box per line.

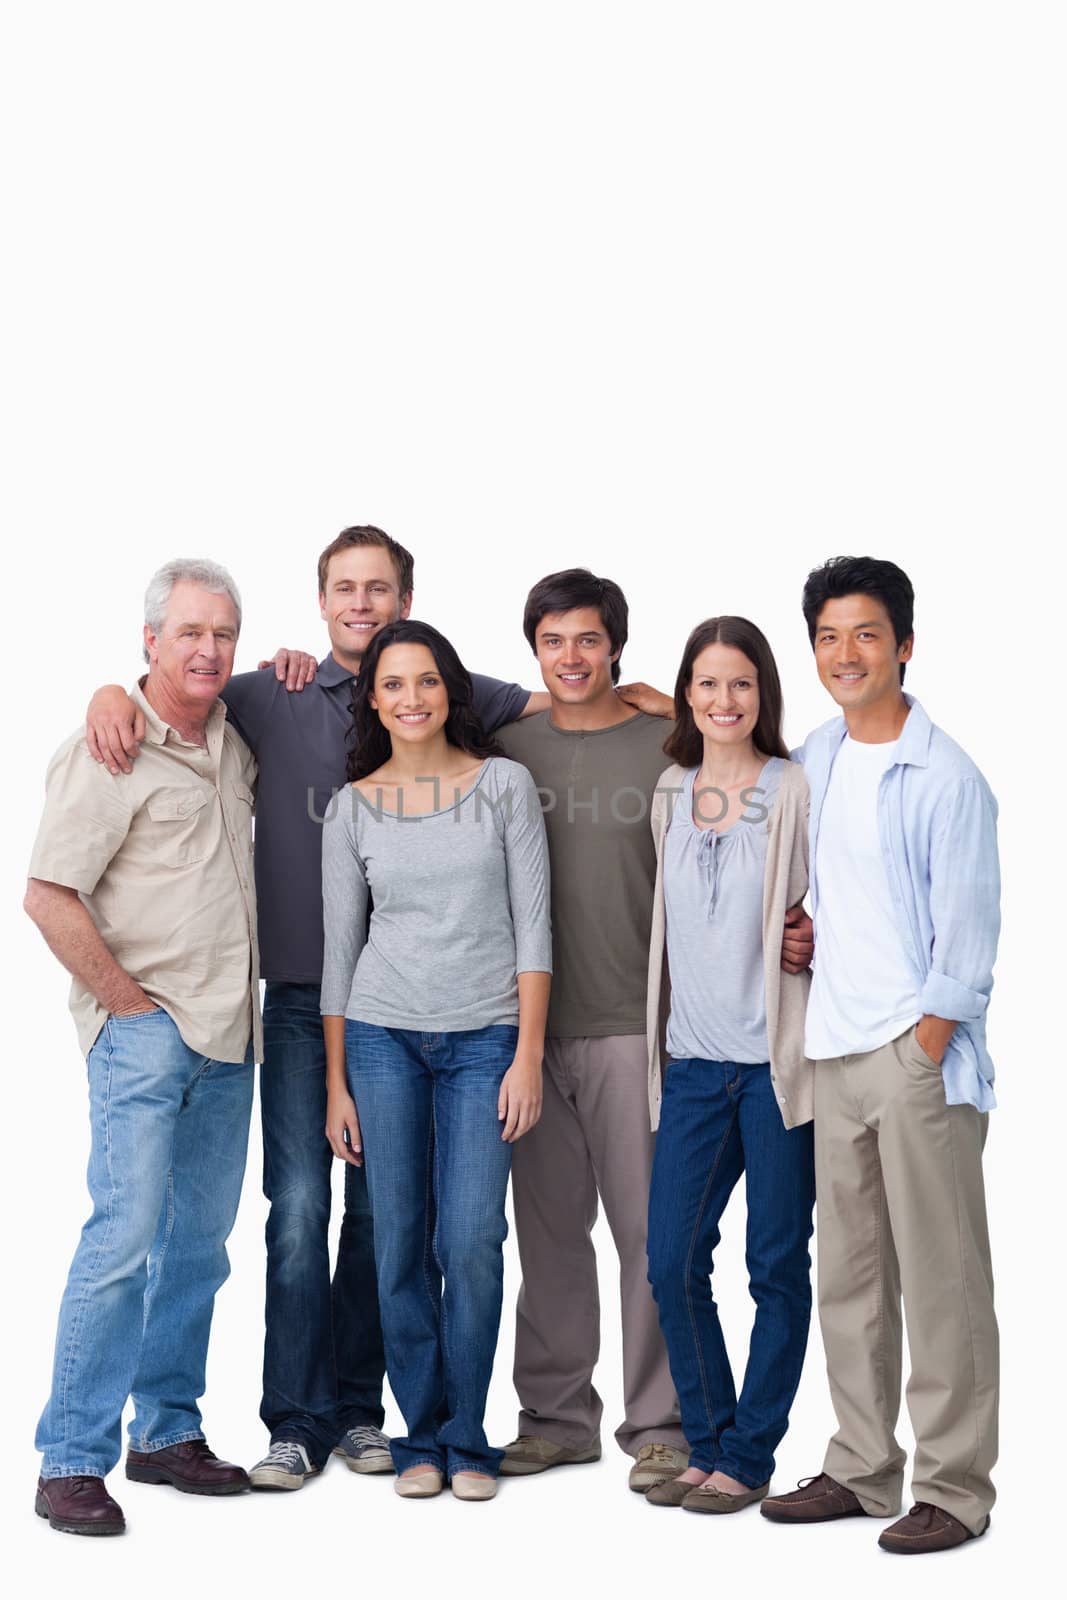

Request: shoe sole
left=249, top=1467, right=321, bottom=1491
left=499, top=1449, right=601, bottom=1477
left=35, top=1496, right=125, bottom=1536
left=331, top=1448, right=394, bottom=1475
left=124, top=1464, right=248, bottom=1495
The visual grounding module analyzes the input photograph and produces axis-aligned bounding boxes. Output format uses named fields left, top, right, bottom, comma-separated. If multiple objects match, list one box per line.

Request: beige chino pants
left=815, top=1026, right=998, bottom=1533
left=510, top=1035, right=684, bottom=1457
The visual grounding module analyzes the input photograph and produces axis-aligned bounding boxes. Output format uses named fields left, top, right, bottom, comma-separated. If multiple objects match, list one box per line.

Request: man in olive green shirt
left=496, top=568, right=688, bottom=1493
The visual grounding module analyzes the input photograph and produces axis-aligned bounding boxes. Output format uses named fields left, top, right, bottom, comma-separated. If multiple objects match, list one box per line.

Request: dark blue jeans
left=345, top=1019, right=516, bottom=1478
left=646, top=1058, right=815, bottom=1487
left=260, top=983, right=385, bottom=1467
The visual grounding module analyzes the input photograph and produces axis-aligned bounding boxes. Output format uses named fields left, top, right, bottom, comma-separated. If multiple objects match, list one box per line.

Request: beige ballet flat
left=450, top=1472, right=498, bottom=1501
left=393, top=1468, right=444, bottom=1499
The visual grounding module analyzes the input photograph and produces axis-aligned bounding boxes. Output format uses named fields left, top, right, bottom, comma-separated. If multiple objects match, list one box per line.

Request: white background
left=2, top=3, right=1062, bottom=1596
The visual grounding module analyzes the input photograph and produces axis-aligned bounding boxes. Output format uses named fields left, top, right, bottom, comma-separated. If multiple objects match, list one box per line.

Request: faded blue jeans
left=646, top=1058, right=815, bottom=1487
left=37, top=1008, right=253, bottom=1479
left=345, top=1020, right=516, bottom=1478
left=260, top=983, right=385, bottom=1467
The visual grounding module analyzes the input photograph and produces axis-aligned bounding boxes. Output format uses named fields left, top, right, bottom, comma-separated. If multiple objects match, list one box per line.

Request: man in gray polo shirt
left=495, top=568, right=690, bottom=1493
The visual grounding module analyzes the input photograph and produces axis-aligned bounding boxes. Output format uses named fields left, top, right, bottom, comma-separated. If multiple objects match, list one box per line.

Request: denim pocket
left=110, top=1005, right=168, bottom=1024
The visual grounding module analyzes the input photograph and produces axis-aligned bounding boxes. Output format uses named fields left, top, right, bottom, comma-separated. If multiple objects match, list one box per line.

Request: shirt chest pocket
left=146, top=787, right=214, bottom=867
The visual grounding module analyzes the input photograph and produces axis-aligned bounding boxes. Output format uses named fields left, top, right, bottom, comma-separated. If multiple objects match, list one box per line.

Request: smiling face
left=143, top=580, right=239, bottom=715
left=686, top=642, right=760, bottom=750
left=368, top=642, right=450, bottom=748
left=534, top=607, right=619, bottom=710
left=813, top=594, right=912, bottom=715
left=320, top=546, right=411, bottom=670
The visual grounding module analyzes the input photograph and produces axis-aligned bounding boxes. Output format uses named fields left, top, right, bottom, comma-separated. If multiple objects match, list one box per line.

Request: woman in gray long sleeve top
left=321, top=621, right=551, bottom=1501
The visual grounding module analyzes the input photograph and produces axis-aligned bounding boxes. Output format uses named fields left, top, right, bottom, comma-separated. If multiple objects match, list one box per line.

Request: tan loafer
left=498, top=1436, right=601, bottom=1476
left=628, top=1444, right=690, bottom=1493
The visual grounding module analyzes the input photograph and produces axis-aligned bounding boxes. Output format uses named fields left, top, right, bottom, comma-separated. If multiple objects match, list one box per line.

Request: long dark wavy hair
left=663, top=616, right=789, bottom=767
left=346, top=619, right=504, bottom=783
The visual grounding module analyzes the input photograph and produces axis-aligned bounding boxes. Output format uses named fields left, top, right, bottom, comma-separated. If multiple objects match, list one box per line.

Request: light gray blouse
left=663, top=759, right=783, bottom=1065
left=320, top=757, right=552, bottom=1031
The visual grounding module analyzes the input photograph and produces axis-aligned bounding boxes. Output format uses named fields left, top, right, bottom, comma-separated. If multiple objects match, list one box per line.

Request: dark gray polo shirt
left=222, top=654, right=530, bottom=983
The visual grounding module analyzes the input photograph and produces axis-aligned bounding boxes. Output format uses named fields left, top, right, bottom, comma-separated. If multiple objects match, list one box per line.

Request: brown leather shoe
left=35, top=1475, right=126, bottom=1536
left=878, top=1502, right=990, bottom=1554
left=761, top=1473, right=870, bottom=1523
left=125, top=1439, right=249, bottom=1496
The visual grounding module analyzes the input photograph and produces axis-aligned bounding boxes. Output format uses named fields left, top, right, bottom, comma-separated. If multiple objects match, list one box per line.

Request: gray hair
left=143, top=558, right=243, bottom=663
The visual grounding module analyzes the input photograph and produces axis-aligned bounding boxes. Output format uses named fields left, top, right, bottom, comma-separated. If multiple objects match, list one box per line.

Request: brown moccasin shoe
left=761, top=1473, right=869, bottom=1523
left=645, top=1475, right=696, bottom=1507
left=878, top=1502, right=989, bottom=1554
left=683, top=1478, right=770, bottom=1514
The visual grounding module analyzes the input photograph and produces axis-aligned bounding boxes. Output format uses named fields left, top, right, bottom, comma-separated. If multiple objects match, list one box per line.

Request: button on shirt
left=29, top=684, right=262, bottom=1063
left=223, top=656, right=530, bottom=983
left=798, top=697, right=1000, bottom=1111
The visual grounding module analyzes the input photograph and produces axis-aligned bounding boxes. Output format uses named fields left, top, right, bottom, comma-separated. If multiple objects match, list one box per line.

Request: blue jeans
left=37, top=1009, right=253, bottom=1479
left=345, top=1019, right=516, bottom=1478
left=646, top=1058, right=815, bottom=1487
left=260, top=983, right=385, bottom=1466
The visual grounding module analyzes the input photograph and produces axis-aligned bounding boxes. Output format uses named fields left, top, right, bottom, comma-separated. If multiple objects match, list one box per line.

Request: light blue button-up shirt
left=796, top=696, right=1000, bottom=1112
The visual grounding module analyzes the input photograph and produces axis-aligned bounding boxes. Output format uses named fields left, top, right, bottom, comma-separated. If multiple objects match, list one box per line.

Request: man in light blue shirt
left=762, top=557, right=999, bottom=1556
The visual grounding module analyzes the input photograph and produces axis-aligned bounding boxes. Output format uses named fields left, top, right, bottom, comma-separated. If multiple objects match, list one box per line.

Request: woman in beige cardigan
left=643, top=617, right=815, bottom=1515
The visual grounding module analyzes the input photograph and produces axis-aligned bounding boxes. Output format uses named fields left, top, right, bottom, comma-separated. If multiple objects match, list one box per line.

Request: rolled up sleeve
left=918, top=777, right=1000, bottom=1022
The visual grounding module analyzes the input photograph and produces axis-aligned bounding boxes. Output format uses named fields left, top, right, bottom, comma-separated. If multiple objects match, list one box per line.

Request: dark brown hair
left=663, top=616, right=789, bottom=767
left=317, top=525, right=415, bottom=600
left=522, top=568, right=628, bottom=685
left=346, top=620, right=502, bottom=782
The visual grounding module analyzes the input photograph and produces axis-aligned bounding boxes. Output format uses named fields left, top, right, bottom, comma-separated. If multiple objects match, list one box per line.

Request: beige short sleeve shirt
left=29, top=684, right=263, bottom=1063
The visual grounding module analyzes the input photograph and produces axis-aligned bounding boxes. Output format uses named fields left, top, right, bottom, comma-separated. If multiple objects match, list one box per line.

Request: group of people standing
left=26, top=527, right=1000, bottom=1559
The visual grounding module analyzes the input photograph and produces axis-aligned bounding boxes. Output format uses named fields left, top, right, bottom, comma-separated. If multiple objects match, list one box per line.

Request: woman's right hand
left=326, top=1088, right=363, bottom=1166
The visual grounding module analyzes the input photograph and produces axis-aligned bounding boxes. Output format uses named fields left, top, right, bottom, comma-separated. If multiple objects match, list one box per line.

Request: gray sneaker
left=498, top=1436, right=602, bottom=1476
left=628, top=1443, right=690, bottom=1493
left=249, top=1440, right=320, bottom=1491
left=332, top=1425, right=394, bottom=1474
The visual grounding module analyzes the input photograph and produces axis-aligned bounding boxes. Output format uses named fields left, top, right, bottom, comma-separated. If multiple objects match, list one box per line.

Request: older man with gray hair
left=26, top=558, right=261, bottom=1536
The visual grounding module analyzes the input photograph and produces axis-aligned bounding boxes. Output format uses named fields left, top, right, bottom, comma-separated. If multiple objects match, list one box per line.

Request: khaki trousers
left=815, top=1026, right=998, bottom=1533
left=510, top=1034, right=684, bottom=1456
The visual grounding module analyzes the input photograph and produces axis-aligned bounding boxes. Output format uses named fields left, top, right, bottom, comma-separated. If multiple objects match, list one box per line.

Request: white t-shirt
left=805, top=735, right=922, bottom=1060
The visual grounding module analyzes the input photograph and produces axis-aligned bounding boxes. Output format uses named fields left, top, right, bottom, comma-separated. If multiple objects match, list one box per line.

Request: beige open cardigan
left=646, top=760, right=814, bottom=1132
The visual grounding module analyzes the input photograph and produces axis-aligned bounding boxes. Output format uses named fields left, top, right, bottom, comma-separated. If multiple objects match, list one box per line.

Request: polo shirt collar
left=314, top=653, right=357, bottom=690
